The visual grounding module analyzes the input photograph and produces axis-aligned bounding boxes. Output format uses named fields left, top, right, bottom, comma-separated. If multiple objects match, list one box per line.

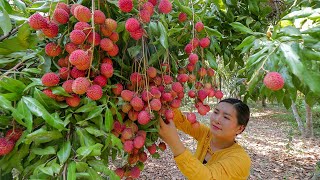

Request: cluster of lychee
left=28, top=3, right=120, bottom=107
left=120, top=0, right=172, bottom=40
left=0, top=128, right=23, bottom=156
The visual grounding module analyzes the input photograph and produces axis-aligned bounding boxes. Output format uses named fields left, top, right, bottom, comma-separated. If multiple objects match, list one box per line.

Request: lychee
left=56, top=2, right=70, bottom=14
left=94, top=10, right=106, bottom=24
left=133, top=136, right=145, bottom=149
left=158, top=142, right=166, bottom=151
left=65, top=43, right=78, bottom=54
left=53, top=8, right=69, bottom=24
left=165, top=109, right=174, bottom=120
left=66, top=94, right=81, bottom=107
left=215, top=90, right=224, bottom=99
left=70, top=30, right=86, bottom=45
left=69, top=50, right=90, bottom=66
left=184, top=43, right=193, bottom=54
left=131, top=97, right=144, bottom=111
left=0, top=138, right=15, bottom=156
left=74, top=5, right=91, bottom=22
left=172, top=82, right=183, bottom=93
left=87, top=85, right=103, bottom=100
left=123, top=140, right=134, bottom=153
left=43, top=89, right=57, bottom=99
left=263, top=72, right=285, bottom=91
left=138, top=110, right=150, bottom=125
left=100, top=63, right=114, bottom=78
left=148, top=0, right=157, bottom=6
left=93, top=75, right=107, bottom=87
left=42, top=72, right=60, bottom=87
left=72, top=77, right=90, bottom=95
left=100, top=38, right=114, bottom=52
left=139, top=151, right=148, bottom=162
left=74, top=22, right=91, bottom=34
left=45, top=42, right=61, bottom=57
left=147, top=144, right=157, bottom=155
left=130, top=166, right=141, bottom=179
left=200, top=37, right=210, bottom=48
left=150, top=99, right=161, bottom=111
left=207, top=68, right=215, bottom=76
left=105, top=18, right=117, bottom=32
left=186, top=113, right=197, bottom=124
left=139, top=9, right=151, bottom=23
left=125, top=18, right=140, bottom=32
left=130, top=28, right=144, bottom=40
left=128, top=110, right=138, bottom=121
left=121, top=90, right=135, bottom=101
left=189, top=53, right=198, bottom=65
left=115, top=168, right=124, bottom=178
left=178, top=12, right=187, bottom=22
left=122, top=128, right=133, bottom=140
left=195, top=22, right=204, bottom=32
left=107, top=44, right=119, bottom=56
left=109, top=32, right=119, bottom=42
left=29, top=13, right=48, bottom=30
left=87, top=32, right=101, bottom=46
left=158, top=0, right=172, bottom=14
left=70, top=67, right=86, bottom=78
left=42, top=22, right=59, bottom=38
left=119, top=0, right=133, bottom=12
left=177, top=74, right=189, bottom=83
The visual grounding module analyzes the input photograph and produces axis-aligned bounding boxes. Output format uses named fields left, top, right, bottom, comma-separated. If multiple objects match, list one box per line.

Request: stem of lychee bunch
left=191, top=0, right=195, bottom=46
left=48, top=0, right=55, bottom=19
left=88, top=0, right=96, bottom=78
left=142, top=37, right=152, bottom=114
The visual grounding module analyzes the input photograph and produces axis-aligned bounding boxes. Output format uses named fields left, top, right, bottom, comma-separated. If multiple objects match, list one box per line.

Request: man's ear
left=236, top=125, right=245, bottom=135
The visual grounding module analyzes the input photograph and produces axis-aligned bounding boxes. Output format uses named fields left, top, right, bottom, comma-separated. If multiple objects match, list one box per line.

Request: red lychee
left=147, top=144, right=157, bottom=155
left=93, top=75, right=107, bottom=87
left=69, top=50, right=90, bottom=66
left=121, top=90, right=135, bottom=101
left=138, top=110, right=150, bottom=125
left=130, top=166, right=141, bottom=179
left=200, top=37, right=210, bottom=48
left=105, top=18, right=118, bottom=32
left=143, top=2, right=154, bottom=15
left=45, top=42, right=61, bottom=57
left=170, top=99, right=181, bottom=108
left=42, top=22, right=58, bottom=38
left=5, top=128, right=23, bottom=142
left=198, top=67, right=207, bottom=77
left=70, top=30, right=86, bottom=45
left=122, top=128, right=133, bottom=140
left=100, top=38, right=114, bottom=52
left=65, top=43, right=78, bottom=54
left=125, top=18, right=140, bottom=32
left=43, top=89, right=57, bottom=99
left=207, top=68, right=215, bottom=76
left=66, top=94, right=81, bottom=107
left=263, top=72, right=285, bottom=91
left=139, top=9, right=151, bottom=23
left=195, top=22, right=204, bottom=32
left=107, top=44, right=119, bottom=56
left=70, top=67, right=86, bottom=79
left=128, top=110, right=138, bottom=121
left=150, top=99, right=161, bottom=111
left=42, top=72, right=60, bottom=87
left=53, top=8, right=69, bottom=24
left=215, top=90, right=224, bottom=99
left=186, top=113, right=197, bottom=124
left=29, top=13, right=48, bottom=30
left=148, top=0, right=157, bottom=6
left=189, top=53, right=198, bottom=65
left=74, top=22, right=91, bottom=34
left=94, top=10, right=106, bottom=24
left=131, top=97, right=144, bottom=111
left=115, top=168, right=124, bottom=179
left=123, top=140, right=134, bottom=153
left=87, top=32, right=101, bottom=46
left=72, top=77, right=90, bottom=95
left=58, top=67, right=69, bottom=80
left=0, top=138, right=15, bottom=156
left=62, top=80, right=74, bottom=93
left=87, top=85, right=103, bottom=100
left=165, top=109, right=174, bottom=120
left=119, top=0, right=133, bottom=12
left=158, top=0, right=172, bottom=14
left=109, top=32, right=119, bottom=42
left=133, top=136, right=145, bottom=149
left=139, top=151, right=148, bottom=162
left=100, top=63, right=114, bottom=78
left=56, top=2, right=70, bottom=14
left=74, top=5, right=91, bottom=22
left=178, top=12, right=187, bottom=22
left=172, top=82, right=183, bottom=93
left=158, top=142, right=166, bottom=151
left=130, top=28, right=144, bottom=40
left=184, top=43, right=193, bottom=54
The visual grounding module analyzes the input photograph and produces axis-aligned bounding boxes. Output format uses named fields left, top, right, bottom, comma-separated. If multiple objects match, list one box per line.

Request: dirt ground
left=138, top=108, right=320, bottom=179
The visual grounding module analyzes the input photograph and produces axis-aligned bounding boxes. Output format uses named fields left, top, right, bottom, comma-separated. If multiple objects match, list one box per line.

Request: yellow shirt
left=172, top=109, right=251, bottom=180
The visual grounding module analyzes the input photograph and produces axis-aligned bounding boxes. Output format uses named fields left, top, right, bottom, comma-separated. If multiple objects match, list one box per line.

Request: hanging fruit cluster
left=1, top=0, right=224, bottom=179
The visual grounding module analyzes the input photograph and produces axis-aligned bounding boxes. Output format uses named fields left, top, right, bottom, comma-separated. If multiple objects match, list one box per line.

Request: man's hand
left=159, top=118, right=185, bottom=157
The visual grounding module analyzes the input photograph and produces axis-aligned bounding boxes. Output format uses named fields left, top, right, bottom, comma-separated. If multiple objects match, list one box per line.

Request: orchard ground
left=124, top=103, right=320, bottom=179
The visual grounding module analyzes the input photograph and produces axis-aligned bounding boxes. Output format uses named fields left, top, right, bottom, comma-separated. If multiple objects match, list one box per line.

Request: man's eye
left=224, top=116, right=229, bottom=120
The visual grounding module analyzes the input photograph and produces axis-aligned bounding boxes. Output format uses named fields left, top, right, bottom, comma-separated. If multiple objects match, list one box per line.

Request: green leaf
left=87, top=168, right=103, bottom=180
left=204, top=26, right=223, bottom=39
left=51, top=86, right=72, bottom=97
left=76, top=128, right=95, bottom=146
left=149, top=21, right=159, bottom=36
left=25, top=129, right=62, bottom=144
left=109, top=101, right=122, bottom=122
left=206, top=50, right=218, bottom=69
left=283, top=93, right=292, bottom=109
left=280, top=43, right=320, bottom=94
left=158, top=22, right=168, bottom=49
left=14, top=0, right=26, bottom=12
left=67, top=162, right=76, bottom=180
left=17, top=23, right=31, bottom=48
left=57, top=141, right=71, bottom=165
left=22, top=97, right=65, bottom=130
left=85, top=106, right=104, bottom=120
left=279, top=26, right=301, bottom=37
left=0, top=94, right=14, bottom=111
left=0, top=77, right=26, bottom=94
left=76, top=162, right=88, bottom=172
left=76, top=144, right=103, bottom=158
left=235, top=35, right=256, bottom=50
left=173, top=0, right=193, bottom=17
left=282, top=7, right=314, bottom=20
left=148, top=46, right=165, bottom=65
left=85, top=127, right=106, bottom=137
left=212, top=0, right=227, bottom=13
left=34, top=88, right=67, bottom=110
left=16, top=100, right=33, bottom=132
left=104, top=108, right=113, bottom=132
left=230, top=22, right=253, bottom=34
left=127, top=45, right=141, bottom=59
left=0, top=7, right=12, bottom=36
left=88, top=160, right=112, bottom=176
left=110, top=134, right=123, bottom=149
left=32, top=146, right=56, bottom=155
left=75, top=101, right=97, bottom=113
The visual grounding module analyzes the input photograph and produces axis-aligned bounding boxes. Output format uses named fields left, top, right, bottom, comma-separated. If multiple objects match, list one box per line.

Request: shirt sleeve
left=172, top=108, right=209, bottom=141
left=174, top=149, right=251, bottom=180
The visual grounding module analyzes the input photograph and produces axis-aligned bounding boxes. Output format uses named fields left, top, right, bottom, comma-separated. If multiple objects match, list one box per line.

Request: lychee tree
left=0, top=0, right=228, bottom=179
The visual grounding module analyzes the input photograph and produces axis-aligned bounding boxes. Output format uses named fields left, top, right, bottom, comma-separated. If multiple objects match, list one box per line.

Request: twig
left=0, top=22, right=27, bottom=42
left=0, top=61, right=24, bottom=80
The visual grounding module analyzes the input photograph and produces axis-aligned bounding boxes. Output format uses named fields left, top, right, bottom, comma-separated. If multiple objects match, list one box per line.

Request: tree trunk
left=304, top=99, right=314, bottom=138
left=291, top=100, right=305, bottom=136
left=262, top=96, right=267, bottom=108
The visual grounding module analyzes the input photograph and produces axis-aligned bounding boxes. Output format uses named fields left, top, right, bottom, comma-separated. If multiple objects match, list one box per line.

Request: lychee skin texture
left=158, top=0, right=172, bottom=14
left=100, top=38, right=114, bottom=52
left=123, top=140, right=134, bottom=153
left=133, top=136, right=145, bottom=149
left=119, top=0, right=133, bottom=13
left=130, top=166, right=141, bottom=179
left=0, top=138, right=15, bottom=156
left=66, top=94, right=81, bottom=107
left=148, top=0, right=157, bottom=6
left=139, top=9, right=151, bottom=23
left=70, top=30, right=86, bottom=45
left=42, top=72, right=60, bottom=87
left=112, top=83, right=123, bottom=96
left=42, top=22, right=59, bottom=38
left=263, top=72, right=285, bottom=91
left=100, top=63, right=114, bottom=78
left=158, top=142, right=166, bottom=151
left=200, top=37, right=211, bottom=48
left=115, top=168, right=124, bottom=178
left=5, top=129, right=23, bottom=142
left=94, top=10, right=106, bottom=24
left=121, top=90, right=134, bottom=101
left=53, top=8, right=69, bottom=24
left=147, top=144, right=157, bottom=155
left=87, top=85, right=103, bottom=100
left=45, top=43, right=61, bottom=57
left=139, top=151, right=148, bottom=162
left=72, top=77, right=91, bottom=95
left=178, top=12, right=187, bottom=22
left=131, top=97, right=144, bottom=111
left=105, top=18, right=118, bottom=32
left=74, top=22, right=91, bottom=34
left=74, top=5, right=91, bottom=22
left=125, top=18, right=140, bottom=32
left=93, top=75, right=107, bottom=87
left=130, top=28, right=144, bottom=40
left=189, top=53, right=198, bottom=65
left=43, top=89, right=57, bottom=99
left=62, top=80, right=74, bottom=93
left=69, top=50, right=90, bottom=66
left=187, top=113, right=197, bottom=124
left=150, top=99, right=161, bottom=111
left=195, top=22, right=204, bottom=32
left=138, top=110, right=150, bottom=125
left=29, top=13, right=48, bottom=30
left=70, top=67, right=86, bottom=78
left=147, top=67, right=157, bottom=78
left=215, top=90, right=224, bottom=99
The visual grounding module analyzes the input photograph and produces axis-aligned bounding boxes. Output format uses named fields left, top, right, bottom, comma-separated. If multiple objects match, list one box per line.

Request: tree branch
left=0, top=22, right=27, bottom=42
